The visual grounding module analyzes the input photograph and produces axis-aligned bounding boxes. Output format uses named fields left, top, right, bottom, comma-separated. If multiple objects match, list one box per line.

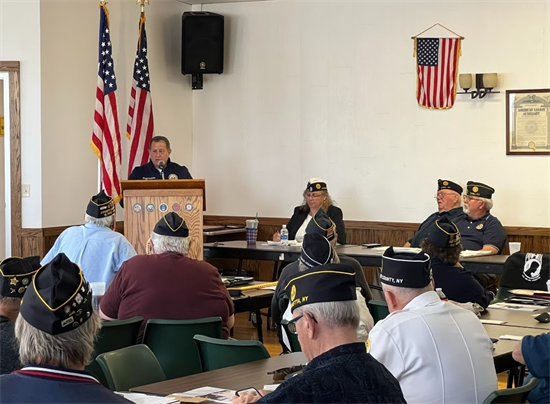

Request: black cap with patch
left=438, top=179, right=463, bottom=195
left=306, top=178, right=328, bottom=192
left=428, top=217, right=461, bottom=248
left=466, top=181, right=495, bottom=199
left=19, top=253, right=93, bottom=335
left=306, top=209, right=335, bottom=241
left=86, top=190, right=115, bottom=218
left=299, top=233, right=333, bottom=269
left=153, top=212, right=189, bottom=237
left=0, top=256, right=41, bottom=298
left=284, top=263, right=356, bottom=312
left=380, top=247, right=432, bottom=288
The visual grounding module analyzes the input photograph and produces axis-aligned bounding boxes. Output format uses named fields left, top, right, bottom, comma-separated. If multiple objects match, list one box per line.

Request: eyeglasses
left=286, top=312, right=317, bottom=334
left=434, top=192, right=456, bottom=199
left=463, top=195, right=482, bottom=202
left=305, top=193, right=324, bottom=199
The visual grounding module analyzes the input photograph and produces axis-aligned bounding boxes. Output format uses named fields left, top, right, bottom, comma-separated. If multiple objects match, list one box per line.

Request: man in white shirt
left=367, top=247, right=497, bottom=404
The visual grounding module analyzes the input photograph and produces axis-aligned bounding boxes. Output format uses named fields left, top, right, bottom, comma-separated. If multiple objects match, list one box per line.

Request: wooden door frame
left=0, top=61, right=22, bottom=256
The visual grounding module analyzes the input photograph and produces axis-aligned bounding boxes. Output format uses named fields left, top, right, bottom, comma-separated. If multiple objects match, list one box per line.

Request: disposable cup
left=246, top=219, right=259, bottom=229
left=90, top=282, right=106, bottom=313
left=509, top=242, right=521, bottom=255
left=246, top=228, right=258, bottom=245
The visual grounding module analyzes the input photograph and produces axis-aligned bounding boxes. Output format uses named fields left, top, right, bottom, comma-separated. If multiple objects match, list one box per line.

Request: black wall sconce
left=457, top=73, right=500, bottom=99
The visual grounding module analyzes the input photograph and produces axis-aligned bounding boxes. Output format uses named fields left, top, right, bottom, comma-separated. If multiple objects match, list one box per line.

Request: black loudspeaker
left=181, top=12, right=224, bottom=75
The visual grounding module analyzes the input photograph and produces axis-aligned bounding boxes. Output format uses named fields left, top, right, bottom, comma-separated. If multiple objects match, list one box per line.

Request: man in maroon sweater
left=100, top=212, right=234, bottom=341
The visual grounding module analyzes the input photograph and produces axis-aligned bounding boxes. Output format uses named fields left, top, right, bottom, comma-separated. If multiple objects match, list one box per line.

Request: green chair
left=142, top=317, right=223, bottom=379
left=280, top=319, right=301, bottom=352
left=367, top=299, right=389, bottom=324
left=193, top=334, right=270, bottom=371
left=86, top=316, right=143, bottom=386
left=482, top=377, right=539, bottom=404
left=96, top=344, right=166, bottom=391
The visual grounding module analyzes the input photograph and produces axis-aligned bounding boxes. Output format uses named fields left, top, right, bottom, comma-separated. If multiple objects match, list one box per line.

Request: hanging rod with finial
left=136, top=0, right=149, bottom=15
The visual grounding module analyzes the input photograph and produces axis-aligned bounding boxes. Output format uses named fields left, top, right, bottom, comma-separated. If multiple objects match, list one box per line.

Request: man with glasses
left=405, top=179, right=465, bottom=248
left=455, top=181, right=506, bottom=254
left=232, top=263, right=405, bottom=404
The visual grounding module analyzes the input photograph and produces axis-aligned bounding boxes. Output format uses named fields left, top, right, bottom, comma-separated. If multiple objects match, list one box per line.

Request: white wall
left=193, top=1, right=550, bottom=227
left=39, top=0, right=193, bottom=227
left=0, top=0, right=42, bottom=228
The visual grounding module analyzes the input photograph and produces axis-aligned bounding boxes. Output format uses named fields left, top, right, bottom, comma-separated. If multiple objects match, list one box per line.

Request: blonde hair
left=300, top=190, right=336, bottom=212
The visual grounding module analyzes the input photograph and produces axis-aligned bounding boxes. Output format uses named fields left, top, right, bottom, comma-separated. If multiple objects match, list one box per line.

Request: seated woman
left=274, top=178, right=346, bottom=244
left=421, top=217, right=494, bottom=309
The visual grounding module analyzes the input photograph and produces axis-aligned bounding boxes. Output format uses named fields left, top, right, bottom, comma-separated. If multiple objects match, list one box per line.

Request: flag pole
left=136, top=0, right=149, bottom=15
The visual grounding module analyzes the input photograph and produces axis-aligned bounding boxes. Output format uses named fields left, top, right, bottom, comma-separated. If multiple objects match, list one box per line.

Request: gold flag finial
left=136, top=0, right=149, bottom=15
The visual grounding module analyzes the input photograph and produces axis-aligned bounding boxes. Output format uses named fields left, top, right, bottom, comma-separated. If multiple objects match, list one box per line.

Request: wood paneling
left=1, top=61, right=22, bottom=256
left=19, top=216, right=549, bottom=281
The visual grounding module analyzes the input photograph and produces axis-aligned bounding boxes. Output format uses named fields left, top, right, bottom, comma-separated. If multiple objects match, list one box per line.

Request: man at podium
left=129, top=136, right=192, bottom=180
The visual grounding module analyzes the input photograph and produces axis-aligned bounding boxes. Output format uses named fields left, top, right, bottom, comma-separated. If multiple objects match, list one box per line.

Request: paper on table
left=480, top=319, right=507, bottom=325
left=460, top=250, right=493, bottom=258
left=489, top=302, right=548, bottom=312
left=499, top=335, right=523, bottom=341
left=265, top=240, right=301, bottom=247
left=171, top=387, right=235, bottom=404
left=115, top=392, right=178, bottom=404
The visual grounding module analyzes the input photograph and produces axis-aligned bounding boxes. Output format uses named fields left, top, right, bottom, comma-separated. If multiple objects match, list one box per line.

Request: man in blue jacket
left=512, top=333, right=550, bottom=404
left=129, top=135, right=192, bottom=180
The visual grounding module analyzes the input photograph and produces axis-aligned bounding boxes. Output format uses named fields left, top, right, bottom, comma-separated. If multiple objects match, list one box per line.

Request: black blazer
left=286, top=205, right=346, bottom=245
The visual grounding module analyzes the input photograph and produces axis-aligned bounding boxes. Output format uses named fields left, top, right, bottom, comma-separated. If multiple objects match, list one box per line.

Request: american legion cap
left=466, top=181, right=495, bottom=199
left=438, top=179, right=463, bottom=195
left=380, top=247, right=432, bottom=289
left=19, top=253, right=93, bottom=335
left=153, top=212, right=189, bottom=237
left=86, top=190, right=115, bottom=218
left=306, top=209, right=335, bottom=241
left=0, top=256, right=41, bottom=298
left=299, top=233, right=333, bottom=269
left=427, top=217, right=461, bottom=248
left=284, top=263, right=356, bottom=312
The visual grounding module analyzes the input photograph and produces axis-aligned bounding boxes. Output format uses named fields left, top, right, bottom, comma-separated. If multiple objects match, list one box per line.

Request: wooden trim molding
left=1, top=61, right=22, bottom=256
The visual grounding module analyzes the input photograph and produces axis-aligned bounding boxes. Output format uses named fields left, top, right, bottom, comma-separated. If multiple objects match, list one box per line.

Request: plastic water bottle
left=280, top=225, right=289, bottom=246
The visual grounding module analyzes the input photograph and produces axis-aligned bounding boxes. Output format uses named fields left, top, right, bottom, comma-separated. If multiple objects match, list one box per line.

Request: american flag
left=91, top=4, right=122, bottom=203
left=127, top=16, right=154, bottom=177
left=416, top=38, right=461, bottom=109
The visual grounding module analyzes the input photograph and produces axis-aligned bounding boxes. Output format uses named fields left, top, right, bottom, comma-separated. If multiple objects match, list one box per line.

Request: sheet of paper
left=116, top=392, right=178, bottom=404
left=480, top=319, right=507, bottom=325
left=171, top=387, right=235, bottom=404
left=460, top=250, right=493, bottom=258
left=489, top=302, right=548, bottom=312
left=499, top=335, right=523, bottom=341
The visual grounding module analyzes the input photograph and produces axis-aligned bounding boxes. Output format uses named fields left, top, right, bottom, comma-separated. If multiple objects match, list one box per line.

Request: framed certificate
left=506, top=89, right=550, bottom=155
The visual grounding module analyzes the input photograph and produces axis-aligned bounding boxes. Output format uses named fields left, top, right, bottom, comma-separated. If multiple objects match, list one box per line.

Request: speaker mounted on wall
left=182, top=11, right=224, bottom=90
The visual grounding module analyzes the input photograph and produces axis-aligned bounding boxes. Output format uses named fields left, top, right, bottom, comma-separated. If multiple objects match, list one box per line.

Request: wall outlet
left=22, top=184, right=30, bottom=198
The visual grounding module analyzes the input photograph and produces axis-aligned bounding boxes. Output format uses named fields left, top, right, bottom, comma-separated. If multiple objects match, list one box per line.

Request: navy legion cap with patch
left=381, top=247, right=432, bottom=288
left=306, top=178, right=328, bottom=192
left=299, top=233, right=333, bottom=269
left=19, top=253, right=93, bottom=335
left=0, top=256, right=41, bottom=298
left=86, top=190, right=115, bottom=218
left=438, top=179, right=463, bottom=195
left=427, top=217, right=461, bottom=248
left=153, top=212, right=189, bottom=237
left=466, top=181, right=495, bottom=199
left=306, top=209, right=335, bottom=241
left=284, top=263, right=356, bottom=312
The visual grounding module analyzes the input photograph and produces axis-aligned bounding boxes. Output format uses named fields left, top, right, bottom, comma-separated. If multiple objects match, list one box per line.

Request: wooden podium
left=121, top=180, right=206, bottom=259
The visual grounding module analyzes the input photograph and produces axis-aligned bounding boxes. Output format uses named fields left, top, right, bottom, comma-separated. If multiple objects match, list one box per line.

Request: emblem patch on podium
left=146, top=204, right=155, bottom=212
left=184, top=203, right=194, bottom=212
left=159, top=203, right=168, bottom=212
left=132, top=204, right=142, bottom=213
left=172, top=203, right=181, bottom=212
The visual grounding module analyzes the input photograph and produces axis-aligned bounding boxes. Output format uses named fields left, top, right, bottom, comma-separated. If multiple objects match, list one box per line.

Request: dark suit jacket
left=286, top=205, right=346, bottom=245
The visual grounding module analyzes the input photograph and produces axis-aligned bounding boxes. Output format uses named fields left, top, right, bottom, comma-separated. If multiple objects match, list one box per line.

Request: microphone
left=158, top=160, right=165, bottom=170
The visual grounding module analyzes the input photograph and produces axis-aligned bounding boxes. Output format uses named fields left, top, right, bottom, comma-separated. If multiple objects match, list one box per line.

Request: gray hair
left=150, top=232, right=190, bottom=254
left=0, top=296, right=20, bottom=305
left=84, top=213, right=114, bottom=228
left=295, top=300, right=359, bottom=330
left=15, top=312, right=102, bottom=368
left=480, top=197, right=493, bottom=210
left=382, top=282, right=434, bottom=302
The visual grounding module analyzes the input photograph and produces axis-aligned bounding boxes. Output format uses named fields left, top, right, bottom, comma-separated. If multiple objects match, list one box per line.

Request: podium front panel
left=124, top=189, right=203, bottom=259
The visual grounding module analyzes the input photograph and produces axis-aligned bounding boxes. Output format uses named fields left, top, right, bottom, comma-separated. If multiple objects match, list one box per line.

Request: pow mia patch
left=522, top=253, right=543, bottom=282
left=168, top=174, right=178, bottom=180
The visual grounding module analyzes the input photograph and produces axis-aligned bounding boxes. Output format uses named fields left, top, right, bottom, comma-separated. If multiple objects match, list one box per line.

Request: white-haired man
left=0, top=253, right=130, bottom=403
left=41, top=190, right=137, bottom=288
left=100, top=212, right=234, bottom=341
left=368, top=247, right=497, bottom=404
left=233, top=263, right=405, bottom=404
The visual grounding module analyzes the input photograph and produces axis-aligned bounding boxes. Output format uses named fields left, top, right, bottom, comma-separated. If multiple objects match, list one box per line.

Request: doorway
left=0, top=61, right=22, bottom=257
